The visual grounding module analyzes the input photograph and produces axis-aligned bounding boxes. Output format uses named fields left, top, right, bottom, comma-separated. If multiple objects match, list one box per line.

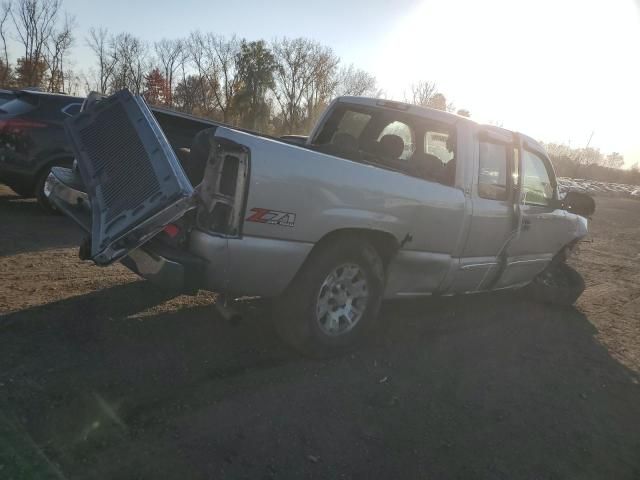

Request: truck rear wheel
left=525, top=262, right=585, bottom=306
left=274, top=238, right=385, bottom=357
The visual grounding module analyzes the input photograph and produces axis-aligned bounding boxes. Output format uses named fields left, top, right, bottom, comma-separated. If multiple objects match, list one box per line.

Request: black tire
left=35, top=164, right=64, bottom=214
left=524, top=262, right=585, bottom=306
left=6, top=183, right=33, bottom=197
left=274, top=237, right=385, bottom=357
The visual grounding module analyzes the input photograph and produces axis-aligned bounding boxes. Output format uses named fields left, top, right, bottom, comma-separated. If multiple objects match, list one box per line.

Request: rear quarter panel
left=216, top=127, right=466, bottom=251
left=201, top=128, right=467, bottom=297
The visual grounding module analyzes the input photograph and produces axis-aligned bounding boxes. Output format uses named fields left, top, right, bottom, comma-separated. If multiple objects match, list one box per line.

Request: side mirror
left=562, top=191, right=596, bottom=218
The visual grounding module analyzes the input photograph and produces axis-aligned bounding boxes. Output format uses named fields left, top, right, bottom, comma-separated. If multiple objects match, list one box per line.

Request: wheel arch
left=33, top=151, right=74, bottom=182
left=33, top=153, right=75, bottom=211
left=304, top=227, right=401, bottom=272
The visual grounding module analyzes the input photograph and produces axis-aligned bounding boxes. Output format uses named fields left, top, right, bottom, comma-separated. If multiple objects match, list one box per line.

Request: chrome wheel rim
left=316, top=263, right=369, bottom=336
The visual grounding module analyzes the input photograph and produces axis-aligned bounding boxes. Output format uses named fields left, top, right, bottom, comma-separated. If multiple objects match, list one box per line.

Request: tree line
left=84, top=34, right=469, bottom=135
left=0, top=0, right=466, bottom=134
left=543, top=142, right=639, bottom=185
left=0, top=0, right=75, bottom=93
left=0, top=0, right=634, bottom=183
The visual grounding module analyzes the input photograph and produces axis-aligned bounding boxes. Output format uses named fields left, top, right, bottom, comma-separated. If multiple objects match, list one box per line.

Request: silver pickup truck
left=47, top=89, right=594, bottom=355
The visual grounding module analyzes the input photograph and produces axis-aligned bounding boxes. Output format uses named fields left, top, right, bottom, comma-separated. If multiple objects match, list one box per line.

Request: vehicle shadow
left=1, top=283, right=639, bottom=479
left=0, top=189, right=83, bottom=257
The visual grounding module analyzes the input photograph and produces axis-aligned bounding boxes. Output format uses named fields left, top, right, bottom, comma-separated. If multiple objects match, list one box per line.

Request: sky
left=34, top=0, right=640, bottom=166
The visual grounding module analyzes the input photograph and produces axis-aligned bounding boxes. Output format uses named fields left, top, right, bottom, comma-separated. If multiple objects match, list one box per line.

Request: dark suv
left=0, top=89, right=83, bottom=211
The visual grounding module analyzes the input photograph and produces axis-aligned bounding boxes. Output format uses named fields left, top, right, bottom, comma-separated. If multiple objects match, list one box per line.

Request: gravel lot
left=1, top=184, right=639, bottom=479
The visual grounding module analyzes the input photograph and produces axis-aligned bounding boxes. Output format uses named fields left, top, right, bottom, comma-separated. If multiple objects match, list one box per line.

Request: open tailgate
left=65, top=89, right=195, bottom=265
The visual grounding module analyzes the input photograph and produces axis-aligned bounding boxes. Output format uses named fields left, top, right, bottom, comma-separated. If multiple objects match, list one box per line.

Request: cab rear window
left=334, top=110, right=372, bottom=139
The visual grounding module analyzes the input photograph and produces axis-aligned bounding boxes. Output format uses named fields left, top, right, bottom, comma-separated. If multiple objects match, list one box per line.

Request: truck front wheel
left=525, top=261, right=585, bottom=305
left=274, top=238, right=385, bottom=357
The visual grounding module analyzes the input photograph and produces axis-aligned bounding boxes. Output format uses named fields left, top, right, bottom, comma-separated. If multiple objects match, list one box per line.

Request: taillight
left=163, top=223, right=180, bottom=238
left=0, top=118, right=48, bottom=131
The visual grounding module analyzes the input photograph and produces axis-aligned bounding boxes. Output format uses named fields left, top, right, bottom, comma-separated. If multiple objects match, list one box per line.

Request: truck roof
left=334, top=96, right=547, bottom=156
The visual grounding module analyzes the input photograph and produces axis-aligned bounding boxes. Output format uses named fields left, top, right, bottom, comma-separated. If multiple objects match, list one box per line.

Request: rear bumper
left=46, top=168, right=204, bottom=292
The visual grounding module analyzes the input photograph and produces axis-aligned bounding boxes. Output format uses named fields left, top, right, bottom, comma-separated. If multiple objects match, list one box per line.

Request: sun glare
left=376, top=0, right=640, bottom=166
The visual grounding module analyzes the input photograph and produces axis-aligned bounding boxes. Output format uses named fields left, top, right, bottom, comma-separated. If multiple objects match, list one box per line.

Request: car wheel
left=274, top=237, right=385, bottom=357
left=524, top=262, right=585, bottom=306
left=35, top=164, right=64, bottom=214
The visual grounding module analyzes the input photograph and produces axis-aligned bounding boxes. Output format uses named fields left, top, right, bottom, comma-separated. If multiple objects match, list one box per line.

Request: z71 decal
left=246, top=208, right=296, bottom=227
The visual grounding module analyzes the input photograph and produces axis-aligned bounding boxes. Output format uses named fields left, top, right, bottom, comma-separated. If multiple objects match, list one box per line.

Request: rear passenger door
left=452, top=128, right=517, bottom=292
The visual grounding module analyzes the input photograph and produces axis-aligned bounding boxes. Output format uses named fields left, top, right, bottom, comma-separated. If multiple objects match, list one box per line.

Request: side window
left=62, top=103, right=82, bottom=117
left=425, top=131, right=454, bottom=164
left=478, top=141, right=508, bottom=200
left=377, top=120, right=414, bottom=160
left=522, top=150, right=554, bottom=206
left=0, top=98, right=38, bottom=115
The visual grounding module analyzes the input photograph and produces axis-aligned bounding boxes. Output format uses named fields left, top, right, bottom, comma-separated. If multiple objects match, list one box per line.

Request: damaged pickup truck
left=47, top=89, right=594, bottom=355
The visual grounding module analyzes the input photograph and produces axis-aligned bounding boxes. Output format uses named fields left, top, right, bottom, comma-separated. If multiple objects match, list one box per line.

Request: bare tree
left=110, top=32, right=148, bottom=95
left=407, top=80, right=438, bottom=107
left=209, top=34, right=240, bottom=123
left=155, top=37, right=185, bottom=106
left=271, top=37, right=319, bottom=133
left=11, top=0, right=61, bottom=87
left=603, top=152, right=624, bottom=169
left=406, top=81, right=457, bottom=112
left=44, top=12, right=73, bottom=92
left=187, top=32, right=241, bottom=122
left=188, top=31, right=218, bottom=116
left=86, top=27, right=118, bottom=93
left=303, top=43, right=339, bottom=129
left=62, top=67, right=80, bottom=94
left=0, top=1, right=11, bottom=86
left=335, top=64, right=378, bottom=97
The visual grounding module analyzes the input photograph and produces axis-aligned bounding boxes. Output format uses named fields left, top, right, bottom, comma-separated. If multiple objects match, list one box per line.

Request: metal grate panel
left=65, top=89, right=194, bottom=264
left=77, top=102, right=160, bottom=224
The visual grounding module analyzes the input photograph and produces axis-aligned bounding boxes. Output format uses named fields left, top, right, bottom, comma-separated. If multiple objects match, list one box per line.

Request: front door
left=495, top=142, right=568, bottom=287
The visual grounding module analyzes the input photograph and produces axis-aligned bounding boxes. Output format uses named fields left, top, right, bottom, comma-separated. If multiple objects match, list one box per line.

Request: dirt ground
left=1, top=184, right=639, bottom=479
